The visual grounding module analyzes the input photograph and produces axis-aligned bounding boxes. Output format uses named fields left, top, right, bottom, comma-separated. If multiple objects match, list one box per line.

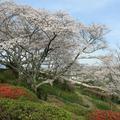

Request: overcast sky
left=14, top=0, right=120, bottom=49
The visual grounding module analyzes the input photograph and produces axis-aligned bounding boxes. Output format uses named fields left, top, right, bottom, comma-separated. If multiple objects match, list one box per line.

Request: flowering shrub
left=89, top=110, right=120, bottom=120
left=0, top=84, right=38, bottom=100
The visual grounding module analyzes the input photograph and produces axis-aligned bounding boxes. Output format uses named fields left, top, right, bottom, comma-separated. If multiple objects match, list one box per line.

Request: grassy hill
left=0, top=69, right=120, bottom=120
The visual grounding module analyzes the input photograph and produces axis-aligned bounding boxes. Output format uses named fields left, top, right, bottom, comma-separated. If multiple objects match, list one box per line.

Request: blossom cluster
left=90, top=110, right=120, bottom=120
left=0, top=84, right=27, bottom=99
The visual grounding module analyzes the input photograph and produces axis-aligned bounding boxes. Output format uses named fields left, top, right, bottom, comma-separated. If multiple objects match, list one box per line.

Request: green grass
left=91, top=98, right=111, bottom=110
left=39, top=84, right=83, bottom=104
left=76, top=86, right=119, bottom=111
left=63, top=102, right=90, bottom=116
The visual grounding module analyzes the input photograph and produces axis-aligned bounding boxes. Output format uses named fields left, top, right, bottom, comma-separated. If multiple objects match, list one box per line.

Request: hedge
left=0, top=98, right=72, bottom=120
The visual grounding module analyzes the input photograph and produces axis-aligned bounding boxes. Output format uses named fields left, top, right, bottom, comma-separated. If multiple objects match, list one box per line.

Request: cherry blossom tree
left=0, top=2, right=108, bottom=92
left=100, top=49, right=120, bottom=95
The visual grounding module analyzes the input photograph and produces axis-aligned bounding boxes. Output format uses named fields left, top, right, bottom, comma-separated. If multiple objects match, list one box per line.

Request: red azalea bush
left=0, top=84, right=38, bottom=100
left=89, top=110, right=120, bottom=120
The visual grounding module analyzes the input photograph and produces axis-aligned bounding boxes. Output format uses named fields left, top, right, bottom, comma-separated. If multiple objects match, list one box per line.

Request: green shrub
left=37, top=87, right=48, bottom=100
left=0, top=69, right=16, bottom=83
left=0, top=105, right=10, bottom=120
left=111, top=94, right=120, bottom=104
left=0, top=98, right=72, bottom=120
